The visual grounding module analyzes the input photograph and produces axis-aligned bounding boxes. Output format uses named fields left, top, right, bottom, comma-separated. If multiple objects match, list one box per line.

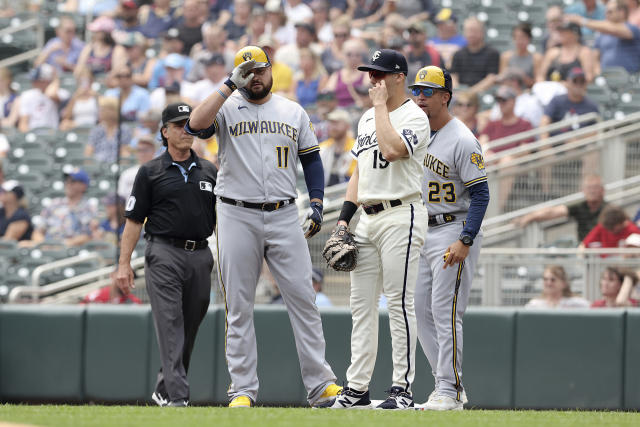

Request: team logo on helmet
left=470, top=153, right=485, bottom=170
left=372, top=50, right=381, bottom=61
left=242, top=51, right=253, bottom=61
left=419, top=70, right=427, bottom=80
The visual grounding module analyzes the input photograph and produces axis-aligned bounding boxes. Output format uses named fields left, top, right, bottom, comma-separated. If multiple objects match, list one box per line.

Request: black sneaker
left=329, top=387, right=372, bottom=409
left=151, top=391, right=168, bottom=407
left=376, top=386, right=414, bottom=410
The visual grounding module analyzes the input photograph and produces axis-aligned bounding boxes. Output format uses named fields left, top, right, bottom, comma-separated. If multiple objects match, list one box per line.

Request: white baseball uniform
left=346, top=99, right=430, bottom=393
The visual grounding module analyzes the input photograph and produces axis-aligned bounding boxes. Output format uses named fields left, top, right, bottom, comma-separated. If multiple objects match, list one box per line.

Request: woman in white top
left=60, top=68, right=98, bottom=130
left=525, top=265, right=590, bottom=308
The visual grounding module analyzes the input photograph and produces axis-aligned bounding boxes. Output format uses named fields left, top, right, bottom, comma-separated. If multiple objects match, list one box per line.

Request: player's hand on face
left=304, top=201, right=323, bottom=239
left=443, top=240, right=470, bottom=269
left=369, top=80, right=388, bottom=107
left=229, top=59, right=256, bottom=89
left=113, top=264, right=135, bottom=295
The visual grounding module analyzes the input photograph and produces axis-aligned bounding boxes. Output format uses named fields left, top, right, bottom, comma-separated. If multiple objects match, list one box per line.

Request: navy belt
left=428, top=213, right=456, bottom=227
left=219, top=196, right=295, bottom=212
left=362, top=199, right=402, bottom=215
left=145, top=234, right=208, bottom=251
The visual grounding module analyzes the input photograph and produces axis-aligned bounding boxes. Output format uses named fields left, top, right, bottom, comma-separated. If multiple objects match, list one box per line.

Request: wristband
left=224, top=79, right=237, bottom=91
left=338, top=201, right=358, bottom=224
left=216, top=88, right=228, bottom=100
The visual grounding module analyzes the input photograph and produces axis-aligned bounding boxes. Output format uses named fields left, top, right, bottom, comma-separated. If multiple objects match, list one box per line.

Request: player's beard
left=245, top=75, right=273, bottom=100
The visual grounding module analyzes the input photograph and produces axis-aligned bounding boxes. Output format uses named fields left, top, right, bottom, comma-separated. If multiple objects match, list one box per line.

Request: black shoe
left=151, top=391, right=168, bottom=407
left=167, top=399, right=189, bottom=407
left=330, top=387, right=372, bottom=409
left=376, top=386, right=414, bottom=410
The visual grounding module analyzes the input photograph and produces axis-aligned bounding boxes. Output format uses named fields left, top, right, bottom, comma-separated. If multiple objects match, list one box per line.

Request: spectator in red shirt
left=581, top=205, right=640, bottom=256
left=480, top=85, right=534, bottom=210
left=82, top=282, right=142, bottom=304
left=591, top=266, right=639, bottom=307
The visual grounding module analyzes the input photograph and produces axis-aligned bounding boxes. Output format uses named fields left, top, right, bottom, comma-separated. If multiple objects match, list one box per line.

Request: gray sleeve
left=457, top=134, right=488, bottom=187
left=297, top=108, right=320, bottom=156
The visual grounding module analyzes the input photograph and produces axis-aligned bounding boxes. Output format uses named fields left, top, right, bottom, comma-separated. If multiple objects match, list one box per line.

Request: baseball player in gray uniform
left=185, top=46, right=340, bottom=408
left=410, top=66, right=490, bottom=411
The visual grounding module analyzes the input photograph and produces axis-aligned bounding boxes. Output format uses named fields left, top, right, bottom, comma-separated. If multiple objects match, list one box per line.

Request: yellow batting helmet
left=233, top=45, right=271, bottom=68
left=410, top=66, right=452, bottom=93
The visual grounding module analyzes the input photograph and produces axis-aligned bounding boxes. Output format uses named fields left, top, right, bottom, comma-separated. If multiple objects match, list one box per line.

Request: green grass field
left=0, top=405, right=639, bottom=427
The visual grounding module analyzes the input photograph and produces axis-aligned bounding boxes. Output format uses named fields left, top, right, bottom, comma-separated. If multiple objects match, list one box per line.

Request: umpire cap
left=410, top=66, right=453, bottom=94
left=162, top=102, right=192, bottom=126
left=234, top=46, right=271, bottom=69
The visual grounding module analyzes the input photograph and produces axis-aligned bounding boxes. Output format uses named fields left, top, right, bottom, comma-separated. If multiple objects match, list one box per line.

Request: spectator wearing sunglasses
left=104, top=64, right=151, bottom=122
left=451, top=91, right=481, bottom=137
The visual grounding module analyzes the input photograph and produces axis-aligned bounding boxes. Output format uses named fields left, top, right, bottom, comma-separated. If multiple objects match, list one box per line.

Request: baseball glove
left=322, top=225, right=358, bottom=272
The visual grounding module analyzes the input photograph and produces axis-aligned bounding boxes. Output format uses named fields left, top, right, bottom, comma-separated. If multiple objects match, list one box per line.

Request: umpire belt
left=219, top=196, right=295, bottom=212
left=362, top=199, right=402, bottom=215
left=428, top=213, right=456, bottom=227
left=145, top=234, right=209, bottom=251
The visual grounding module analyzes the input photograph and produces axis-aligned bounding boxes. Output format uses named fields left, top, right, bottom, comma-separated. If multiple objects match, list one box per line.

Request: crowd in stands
left=1, top=0, right=640, bottom=305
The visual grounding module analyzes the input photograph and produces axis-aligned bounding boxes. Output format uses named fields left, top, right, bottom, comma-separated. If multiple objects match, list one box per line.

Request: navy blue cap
left=357, top=49, right=408, bottom=75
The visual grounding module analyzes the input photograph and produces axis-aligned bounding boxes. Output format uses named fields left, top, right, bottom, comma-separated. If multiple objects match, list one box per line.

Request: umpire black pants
left=145, top=238, right=213, bottom=401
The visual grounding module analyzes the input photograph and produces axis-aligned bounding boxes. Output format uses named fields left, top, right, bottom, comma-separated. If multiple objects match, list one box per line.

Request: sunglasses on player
left=411, top=87, right=442, bottom=97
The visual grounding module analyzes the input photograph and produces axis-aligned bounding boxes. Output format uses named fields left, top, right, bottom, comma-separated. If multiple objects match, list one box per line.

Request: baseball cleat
left=229, top=395, right=254, bottom=408
left=421, top=393, right=464, bottom=411
left=329, top=387, right=372, bottom=409
left=151, top=391, right=168, bottom=407
left=313, top=384, right=343, bottom=407
left=376, top=386, right=414, bottom=410
left=167, top=399, right=189, bottom=407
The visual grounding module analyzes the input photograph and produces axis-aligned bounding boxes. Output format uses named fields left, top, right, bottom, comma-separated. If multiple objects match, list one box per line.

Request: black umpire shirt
left=124, top=149, right=217, bottom=240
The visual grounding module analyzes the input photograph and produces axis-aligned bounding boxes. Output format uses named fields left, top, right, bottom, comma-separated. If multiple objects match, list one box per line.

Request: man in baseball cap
left=409, top=65, right=453, bottom=106
left=161, top=102, right=192, bottom=147
left=357, top=48, right=408, bottom=76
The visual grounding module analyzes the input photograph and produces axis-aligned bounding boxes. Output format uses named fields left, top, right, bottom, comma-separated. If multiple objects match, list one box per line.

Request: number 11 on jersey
left=276, top=146, right=289, bottom=168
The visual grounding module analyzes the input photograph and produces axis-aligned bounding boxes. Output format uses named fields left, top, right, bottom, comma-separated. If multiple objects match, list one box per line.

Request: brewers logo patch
left=242, top=51, right=252, bottom=61
left=470, top=153, right=484, bottom=170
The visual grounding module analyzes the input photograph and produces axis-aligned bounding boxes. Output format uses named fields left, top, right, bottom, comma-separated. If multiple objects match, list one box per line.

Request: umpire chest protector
left=125, top=149, right=218, bottom=240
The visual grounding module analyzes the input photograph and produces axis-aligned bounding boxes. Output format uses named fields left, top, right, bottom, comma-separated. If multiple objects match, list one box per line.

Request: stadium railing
left=0, top=17, right=44, bottom=68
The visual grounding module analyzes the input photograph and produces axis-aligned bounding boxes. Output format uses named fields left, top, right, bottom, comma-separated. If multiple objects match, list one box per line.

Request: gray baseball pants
left=215, top=201, right=336, bottom=405
left=145, top=238, right=213, bottom=401
left=415, top=220, right=482, bottom=401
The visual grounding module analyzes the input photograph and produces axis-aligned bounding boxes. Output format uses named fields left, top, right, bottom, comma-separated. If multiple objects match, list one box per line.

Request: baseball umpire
left=326, top=49, right=430, bottom=410
left=410, top=66, right=489, bottom=410
left=114, top=102, right=218, bottom=407
left=185, top=45, right=341, bottom=408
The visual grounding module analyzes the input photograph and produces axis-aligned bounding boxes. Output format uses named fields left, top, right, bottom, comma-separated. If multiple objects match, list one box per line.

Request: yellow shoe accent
left=229, top=395, right=253, bottom=408
left=320, top=384, right=343, bottom=399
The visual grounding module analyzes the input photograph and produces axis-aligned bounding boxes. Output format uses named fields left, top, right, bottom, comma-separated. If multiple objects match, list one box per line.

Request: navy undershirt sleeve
left=184, top=119, right=216, bottom=139
left=462, top=180, right=490, bottom=239
left=299, top=151, right=324, bottom=202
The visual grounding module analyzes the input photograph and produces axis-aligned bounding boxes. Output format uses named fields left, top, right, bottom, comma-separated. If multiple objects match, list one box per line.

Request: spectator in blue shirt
left=564, top=0, right=606, bottom=36
left=312, top=268, right=332, bottom=307
left=539, top=67, right=599, bottom=138
left=34, top=16, right=84, bottom=73
left=566, top=0, right=640, bottom=73
left=0, top=181, right=33, bottom=242
left=105, top=65, right=151, bottom=122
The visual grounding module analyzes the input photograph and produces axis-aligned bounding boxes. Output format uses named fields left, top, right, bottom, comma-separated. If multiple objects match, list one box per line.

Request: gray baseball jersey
left=210, top=91, right=319, bottom=201
left=415, top=117, right=486, bottom=403
left=205, top=91, right=337, bottom=405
